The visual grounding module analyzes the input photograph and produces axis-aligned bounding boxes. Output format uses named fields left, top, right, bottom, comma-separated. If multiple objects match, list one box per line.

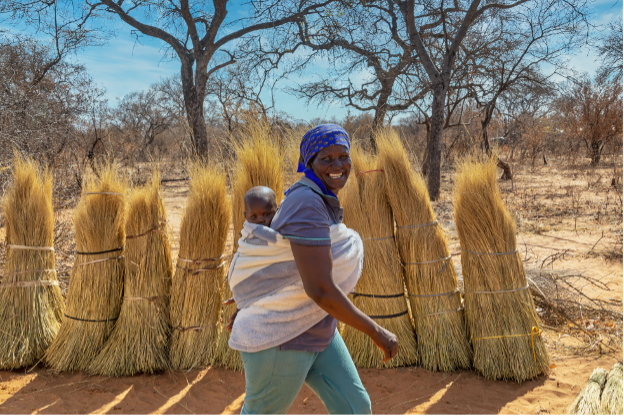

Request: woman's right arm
left=289, top=241, right=399, bottom=362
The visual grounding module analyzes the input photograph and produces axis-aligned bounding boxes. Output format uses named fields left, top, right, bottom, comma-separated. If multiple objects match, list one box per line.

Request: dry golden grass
left=340, top=147, right=418, bottom=368
left=44, top=164, right=127, bottom=372
left=0, top=154, right=63, bottom=370
left=89, top=170, right=173, bottom=376
left=213, top=120, right=285, bottom=371
left=453, top=154, right=550, bottom=382
left=377, top=129, right=472, bottom=372
left=600, top=362, right=623, bottom=415
left=568, top=367, right=609, bottom=414
left=169, top=161, right=231, bottom=370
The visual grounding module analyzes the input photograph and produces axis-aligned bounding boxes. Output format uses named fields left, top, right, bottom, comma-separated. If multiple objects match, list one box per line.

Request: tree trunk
left=482, top=108, right=512, bottom=180
left=370, top=85, right=392, bottom=151
left=421, top=119, right=431, bottom=175
left=590, top=141, right=602, bottom=166
left=180, top=60, right=209, bottom=156
left=427, top=87, right=446, bottom=200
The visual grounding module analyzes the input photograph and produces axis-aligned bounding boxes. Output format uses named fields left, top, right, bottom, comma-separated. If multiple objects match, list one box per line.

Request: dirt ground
left=0, top=157, right=622, bottom=415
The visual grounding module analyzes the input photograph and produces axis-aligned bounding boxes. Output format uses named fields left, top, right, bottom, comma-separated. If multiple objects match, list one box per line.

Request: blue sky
left=5, top=1, right=623, bottom=122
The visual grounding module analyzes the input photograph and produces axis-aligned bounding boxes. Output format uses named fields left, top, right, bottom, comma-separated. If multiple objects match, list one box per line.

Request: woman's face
left=309, top=145, right=351, bottom=193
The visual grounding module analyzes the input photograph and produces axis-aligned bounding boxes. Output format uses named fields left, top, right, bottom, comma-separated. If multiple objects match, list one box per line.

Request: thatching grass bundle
left=89, top=171, right=172, bottom=376
left=377, top=129, right=472, bottom=372
left=213, top=123, right=285, bottom=371
left=453, top=155, right=549, bottom=382
left=340, top=148, right=418, bottom=368
left=0, top=154, right=64, bottom=370
left=600, top=362, right=623, bottom=415
left=44, top=165, right=127, bottom=372
left=169, top=162, right=230, bottom=370
left=567, top=367, right=609, bottom=415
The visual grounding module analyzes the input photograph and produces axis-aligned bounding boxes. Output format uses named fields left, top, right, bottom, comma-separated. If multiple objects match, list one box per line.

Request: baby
left=244, top=186, right=277, bottom=227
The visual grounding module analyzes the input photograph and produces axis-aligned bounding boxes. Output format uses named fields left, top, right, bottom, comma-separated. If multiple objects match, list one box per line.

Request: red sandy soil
left=0, top=161, right=622, bottom=414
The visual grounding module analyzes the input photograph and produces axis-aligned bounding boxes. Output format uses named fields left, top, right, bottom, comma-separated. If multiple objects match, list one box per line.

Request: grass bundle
left=453, top=155, right=549, bottom=382
left=89, top=171, right=172, bottom=376
left=340, top=148, right=418, bottom=368
left=169, top=162, right=231, bottom=370
left=213, top=122, right=285, bottom=371
left=0, top=154, right=64, bottom=370
left=377, top=129, right=472, bottom=372
left=567, top=367, right=609, bottom=414
left=600, top=362, right=623, bottom=415
left=44, top=165, right=127, bottom=372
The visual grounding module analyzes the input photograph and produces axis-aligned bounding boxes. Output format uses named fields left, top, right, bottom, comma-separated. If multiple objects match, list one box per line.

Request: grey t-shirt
left=270, top=177, right=344, bottom=352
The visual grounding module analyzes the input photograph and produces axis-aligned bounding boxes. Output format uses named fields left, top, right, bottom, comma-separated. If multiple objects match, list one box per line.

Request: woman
left=226, top=124, right=399, bottom=414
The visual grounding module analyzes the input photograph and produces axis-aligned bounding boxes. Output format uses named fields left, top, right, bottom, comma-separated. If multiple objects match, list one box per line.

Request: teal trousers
left=239, top=332, right=371, bottom=414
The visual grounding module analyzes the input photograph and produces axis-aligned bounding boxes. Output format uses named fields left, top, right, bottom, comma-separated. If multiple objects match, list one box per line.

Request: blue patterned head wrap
left=297, top=124, right=350, bottom=173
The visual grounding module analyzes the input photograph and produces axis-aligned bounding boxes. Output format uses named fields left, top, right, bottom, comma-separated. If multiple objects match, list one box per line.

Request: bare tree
left=556, top=76, right=623, bottom=166
left=596, top=18, right=623, bottom=81
left=393, top=0, right=589, bottom=199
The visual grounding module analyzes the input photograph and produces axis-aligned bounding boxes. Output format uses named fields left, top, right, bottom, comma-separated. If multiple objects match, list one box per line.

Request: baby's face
left=244, top=198, right=277, bottom=226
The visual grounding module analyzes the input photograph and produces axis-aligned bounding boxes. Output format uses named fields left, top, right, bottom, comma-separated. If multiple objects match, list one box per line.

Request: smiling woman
left=225, top=124, right=399, bottom=415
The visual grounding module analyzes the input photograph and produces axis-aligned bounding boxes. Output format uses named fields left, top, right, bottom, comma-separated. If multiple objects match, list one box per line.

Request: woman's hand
left=371, top=326, right=399, bottom=363
left=222, top=298, right=239, bottom=333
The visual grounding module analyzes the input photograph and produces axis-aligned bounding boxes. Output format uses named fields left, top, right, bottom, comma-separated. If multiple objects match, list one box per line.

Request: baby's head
left=244, top=186, right=277, bottom=226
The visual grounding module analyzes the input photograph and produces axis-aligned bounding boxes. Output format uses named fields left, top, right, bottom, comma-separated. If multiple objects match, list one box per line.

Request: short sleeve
left=270, top=187, right=331, bottom=246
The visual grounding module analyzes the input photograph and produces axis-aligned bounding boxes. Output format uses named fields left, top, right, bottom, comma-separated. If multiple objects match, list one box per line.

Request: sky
left=4, top=0, right=623, bottom=123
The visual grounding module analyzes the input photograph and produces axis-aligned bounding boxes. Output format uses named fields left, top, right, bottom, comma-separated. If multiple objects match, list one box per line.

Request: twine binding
left=124, top=295, right=159, bottom=302
left=351, top=292, right=404, bottom=299
left=75, top=256, right=124, bottom=267
left=417, top=306, right=464, bottom=319
left=369, top=310, right=409, bottom=319
left=0, top=280, right=59, bottom=289
left=176, top=261, right=227, bottom=274
left=404, top=255, right=452, bottom=275
left=126, top=222, right=167, bottom=239
left=173, top=325, right=213, bottom=332
left=464, top=284, right=529, bottom=295
left=363, top=236, right=394, bottom=241
left=409, top=288, right=460, bottom=299
left=84, top=192, right=123, bottom=196
left=76, top=246, right=124, bottom=256
left=472, top=326, right=543, bottom=362
left=7, top=244, right=55, bottom=252
left=356, top=169, right=384, bottom=176
left=177, top=254, right=226, bottom=264
left=64, top=314, right=119, bottom=323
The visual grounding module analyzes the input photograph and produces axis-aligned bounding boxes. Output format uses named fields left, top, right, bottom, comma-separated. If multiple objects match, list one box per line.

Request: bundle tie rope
left=75, top=256, right=124, bottom=267
left=7, top=244, right=54, bottom=252
left=76, top=246, right=124, bottom=255
left=363, top=236, right=394, bottom=241
left=173, top=325, right=213, bottom=332
left=472, top=326, right=543, bottom=362
left=409, top=288, right=460, bottom=298
left=0, top=280, right=59, bottom=289
left=64, top=314, right=119, bottom=323
left=84, top=192, right=123, bottom=196
left=461, top=248, right=518, bottom=256
left=126, top=222, right=167, bottom=239
left=124, top=295, right=159, bottom=302
left=417, top=306, right=464, bottom=319
left=368, top=310, right=409, bottom=319
left=404, top=255, right=452, bottom=274
left=396, top=220, right=438, bottom=229
left=177, top=254, right=226, bottom=264
left=356, top=169, right=384, bottom=176
left=351, top=291, right=404, bottom=299
left=176, top=261, right=227, bottom=274
left=464, top=283, right=529, bottom=295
